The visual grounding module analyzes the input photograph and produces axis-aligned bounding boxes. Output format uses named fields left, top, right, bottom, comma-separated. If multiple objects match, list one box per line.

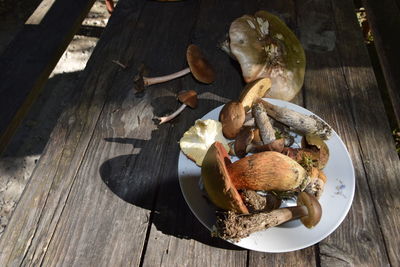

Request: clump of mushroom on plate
left=175, top=11, right=331, bottom=241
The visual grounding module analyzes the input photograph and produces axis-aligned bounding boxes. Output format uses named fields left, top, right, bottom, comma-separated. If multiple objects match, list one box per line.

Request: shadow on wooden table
left=99, top=147, right=242, bottom=251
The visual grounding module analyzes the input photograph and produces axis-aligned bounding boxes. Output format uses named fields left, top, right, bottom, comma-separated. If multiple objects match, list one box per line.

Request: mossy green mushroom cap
left=225, top=10, right=306, bottom=101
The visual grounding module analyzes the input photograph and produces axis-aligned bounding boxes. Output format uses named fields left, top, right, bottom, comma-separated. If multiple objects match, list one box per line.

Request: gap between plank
left=329, top=0, right=393, bottom=264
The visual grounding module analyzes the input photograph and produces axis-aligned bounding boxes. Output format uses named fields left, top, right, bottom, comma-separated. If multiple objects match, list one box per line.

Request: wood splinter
left=261, top=100, right=332, bottom=140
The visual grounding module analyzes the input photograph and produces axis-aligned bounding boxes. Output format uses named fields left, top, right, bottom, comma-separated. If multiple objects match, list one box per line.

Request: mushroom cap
left=178, top=90, right=198, bottom=108
left=297, top=192, right=322, bottom=228
left=239, top=78, right=271, bottom=112
left=186, top=44, right=216, bottom=84
left=301, top=135, right=330, bottom=169
left=201, top=142, right=249, bottom=214
left=228, top=11, right=305, bottom=101
left=219, top=101, right=246, bottom=139
left=234, top=126, right=254, bottom=158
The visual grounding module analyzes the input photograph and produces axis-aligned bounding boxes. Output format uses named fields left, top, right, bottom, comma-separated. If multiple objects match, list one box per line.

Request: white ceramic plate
left=178, top=98, right=355, bottom=252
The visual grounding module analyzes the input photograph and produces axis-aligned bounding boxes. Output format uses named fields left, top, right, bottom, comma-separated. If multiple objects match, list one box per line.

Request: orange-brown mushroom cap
left=178, top=90, right=198, bottom=108
left=186, top=44, right=216, bottom=84
left=297, top=192, right=322, bottom=228
left=201, top=142, right=249, bottom=214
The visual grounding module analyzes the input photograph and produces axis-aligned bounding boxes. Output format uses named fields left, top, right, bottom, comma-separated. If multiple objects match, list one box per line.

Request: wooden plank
left=297, top=0, right=399, bottom=265
left=362, top=0, right=400, bottom=128
left=142, top=0, right=249, bottom=264
left=39, top=1, right=204, bottom=266
left=331, top=0, right=400, bottom=264
left=0, top=0, right=97, bottom=153
left=0, top=0, right=147, bottom=265
left=144, top=0, right=316, bottom=266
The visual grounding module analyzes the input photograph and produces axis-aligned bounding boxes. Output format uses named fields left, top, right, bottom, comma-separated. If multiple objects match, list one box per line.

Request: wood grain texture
left=41, top=1, right=206, bottom=266
left=0, top=0, right=398, bottom=265
left=0, top=0, right=147, bottom=265
left=143, top=1, right=249, bottom=265
left=0, top=0, right=97, bottom=153
left=297, top=0, right=398, bottom=265
left=331, top=0, right=400, bottom=265
left=362, top=0, right=400, bottom=128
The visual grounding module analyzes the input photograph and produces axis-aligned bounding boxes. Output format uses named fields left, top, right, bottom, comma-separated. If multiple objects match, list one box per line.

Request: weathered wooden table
left=1, top=0, right=399, bottom=266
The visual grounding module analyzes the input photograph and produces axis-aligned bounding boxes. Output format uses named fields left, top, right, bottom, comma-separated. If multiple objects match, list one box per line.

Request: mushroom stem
left=252, top=102, right=276, bottom=144
left=143, top=68, right=191, bottom=86
left=155, top=104, right=187, bottom=124
left=105, top=0, right=114, bottom=13
left=261, top=100, right=332, bottom=140
left=216, top=206, right=308, bottom=241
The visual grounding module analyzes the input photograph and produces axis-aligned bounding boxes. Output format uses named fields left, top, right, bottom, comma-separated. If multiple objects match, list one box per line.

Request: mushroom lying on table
left=155, top=90, right=198, bottom=124
left=134, top=44, right=215, bottom=91
left=216, top=192, right=322, bottom=242
left=221, top=10, right=305, bottom=101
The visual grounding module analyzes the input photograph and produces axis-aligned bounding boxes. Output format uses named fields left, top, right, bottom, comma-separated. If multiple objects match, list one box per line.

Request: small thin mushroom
left=134, top=44, right=215, bottom=91
left=261, top=99, right=332, bottom=140
left=155, top=90, right=198, bottom=124
left=216, top=192, right=322, bottom=241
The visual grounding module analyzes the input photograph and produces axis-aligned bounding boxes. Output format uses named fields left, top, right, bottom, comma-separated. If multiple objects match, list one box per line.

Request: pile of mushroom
left=197, top=78, right=332, bottom=241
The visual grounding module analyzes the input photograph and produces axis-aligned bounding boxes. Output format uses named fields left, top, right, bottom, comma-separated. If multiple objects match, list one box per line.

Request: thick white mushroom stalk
left=222, top=10, right=306, bottom=101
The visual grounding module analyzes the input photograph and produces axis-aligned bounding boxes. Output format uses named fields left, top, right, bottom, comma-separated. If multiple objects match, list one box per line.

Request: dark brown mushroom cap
left=186, top=44, right=216, bottom=84
left=201, top=142, right=249, bottom=214
left=297, top=192, right=322, bottom=228
left=234, top=126, right=254, bottom=158
left=227, top=11, right=305, bottom=101
left=178, top=90, right=198, bottom=108
left=219, top=101, right=246, bottom=139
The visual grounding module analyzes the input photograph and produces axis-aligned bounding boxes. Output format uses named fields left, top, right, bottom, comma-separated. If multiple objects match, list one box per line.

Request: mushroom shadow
left=99, top=139, right=242, bottom=250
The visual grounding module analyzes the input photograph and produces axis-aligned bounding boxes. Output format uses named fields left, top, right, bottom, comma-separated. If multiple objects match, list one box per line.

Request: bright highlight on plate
left=178, top=99, right=355, bottom=253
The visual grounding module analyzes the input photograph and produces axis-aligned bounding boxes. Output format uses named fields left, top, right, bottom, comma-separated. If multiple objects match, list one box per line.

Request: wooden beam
left=362, top=0, right=400, bottom=128
left=0, top=0, right=97, bottom=153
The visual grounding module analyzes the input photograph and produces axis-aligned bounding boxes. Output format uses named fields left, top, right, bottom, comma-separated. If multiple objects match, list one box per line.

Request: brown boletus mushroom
left=155, top=90, right=198, bottom=124
left=222, top=11, right=305, bottom=101
left=219, top=101, right=246, bottom=139
left=205, top=142, right=307, bottom=192
left=134, top=44, right=215, bottom=91
left=216, top=192, right=322, bottom=241
left=201, top=142, right=249, bottom=214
